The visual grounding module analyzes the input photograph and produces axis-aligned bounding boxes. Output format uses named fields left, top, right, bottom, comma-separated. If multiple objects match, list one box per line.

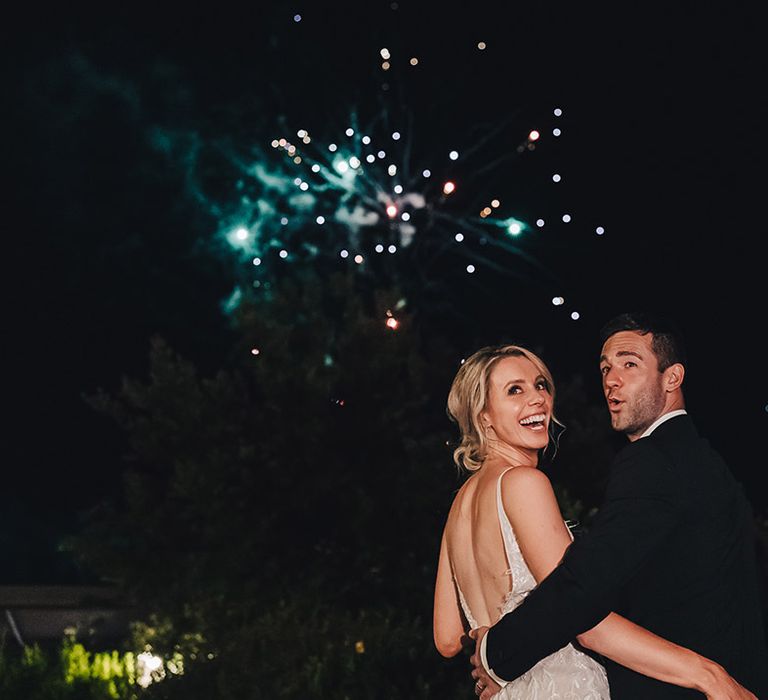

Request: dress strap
left=496, top=467, right=520, bottom=573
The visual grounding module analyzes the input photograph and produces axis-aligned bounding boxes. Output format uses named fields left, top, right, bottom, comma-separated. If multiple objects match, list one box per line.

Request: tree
left=75, top=270, right=479, bottom=698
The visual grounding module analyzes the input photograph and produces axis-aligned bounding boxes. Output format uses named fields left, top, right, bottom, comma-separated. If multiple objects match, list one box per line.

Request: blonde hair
left=446, top=344, right=560, bottom=472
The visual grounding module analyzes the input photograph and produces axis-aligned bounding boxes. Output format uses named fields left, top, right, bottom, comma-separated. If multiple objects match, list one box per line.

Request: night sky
left=4, top=3, right=766, bottom=581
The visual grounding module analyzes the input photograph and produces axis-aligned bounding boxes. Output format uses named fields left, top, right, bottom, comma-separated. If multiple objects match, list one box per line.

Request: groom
left=472, top=312, right=768, bottom=697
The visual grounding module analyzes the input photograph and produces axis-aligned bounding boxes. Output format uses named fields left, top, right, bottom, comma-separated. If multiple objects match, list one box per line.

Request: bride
left=433, top=344, right=754, bottom=699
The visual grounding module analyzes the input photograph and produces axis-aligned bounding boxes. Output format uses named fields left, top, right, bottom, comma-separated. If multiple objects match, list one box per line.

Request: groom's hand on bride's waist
left=469, top=627, right=502, bottom=699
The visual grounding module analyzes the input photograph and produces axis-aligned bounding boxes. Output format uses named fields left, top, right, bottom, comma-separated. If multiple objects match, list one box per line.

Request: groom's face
left=599, top=330, right=667, bottom=441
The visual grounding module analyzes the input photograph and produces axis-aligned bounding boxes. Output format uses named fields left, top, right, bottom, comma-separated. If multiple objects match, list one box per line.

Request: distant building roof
left=0, top=584, right=134, bottom=648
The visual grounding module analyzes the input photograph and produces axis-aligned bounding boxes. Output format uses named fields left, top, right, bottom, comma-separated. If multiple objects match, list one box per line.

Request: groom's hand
left=469, top=627, right=502, bottom=699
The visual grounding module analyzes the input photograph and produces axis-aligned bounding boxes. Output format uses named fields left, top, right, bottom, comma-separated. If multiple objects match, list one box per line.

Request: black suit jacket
left=485, top=415, right=768, bottom=697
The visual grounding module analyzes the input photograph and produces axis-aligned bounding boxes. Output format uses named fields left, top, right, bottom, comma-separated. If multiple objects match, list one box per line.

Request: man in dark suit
left=471, top=312, right=768, bottom=697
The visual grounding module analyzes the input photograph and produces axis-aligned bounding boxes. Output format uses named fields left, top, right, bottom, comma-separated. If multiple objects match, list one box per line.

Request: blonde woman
left=433, top=344, right=754, bottom=699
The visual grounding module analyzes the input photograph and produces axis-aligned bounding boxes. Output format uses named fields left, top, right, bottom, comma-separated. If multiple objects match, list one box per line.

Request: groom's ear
left=663, top=363, right=685, bottom=392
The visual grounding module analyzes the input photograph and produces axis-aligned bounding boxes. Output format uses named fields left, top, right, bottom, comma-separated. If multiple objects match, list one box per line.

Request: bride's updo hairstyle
left=446, top=344, right=559, bottom=472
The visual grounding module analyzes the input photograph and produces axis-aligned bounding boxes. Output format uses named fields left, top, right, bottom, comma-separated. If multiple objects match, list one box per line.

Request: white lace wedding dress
left=457, top=468, right=610, bottom=699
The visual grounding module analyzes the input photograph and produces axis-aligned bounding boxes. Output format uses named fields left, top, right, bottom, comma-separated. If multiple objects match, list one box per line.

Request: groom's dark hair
left=599, top=311, right=687, bottom=372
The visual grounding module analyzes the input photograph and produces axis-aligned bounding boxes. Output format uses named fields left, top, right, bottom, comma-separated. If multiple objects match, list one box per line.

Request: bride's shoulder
left=500, top=465, right=550, bottom=481
left=499, top=466, right=555, bottom=502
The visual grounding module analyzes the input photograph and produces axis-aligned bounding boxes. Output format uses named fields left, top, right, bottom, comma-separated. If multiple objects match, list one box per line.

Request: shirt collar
left=639, top=409, right=687, bottom=439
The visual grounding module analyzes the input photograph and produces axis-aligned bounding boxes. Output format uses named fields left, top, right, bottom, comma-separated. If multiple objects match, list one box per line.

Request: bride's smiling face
left=481, top=355, right=553, bottom=459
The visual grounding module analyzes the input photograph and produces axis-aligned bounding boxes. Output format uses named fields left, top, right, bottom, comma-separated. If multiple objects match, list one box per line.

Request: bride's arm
left=502, top=467, right=754, bottom=697
left=575, top=614, right=748, bottom=696
left=433, top=531, right=465, bottom=657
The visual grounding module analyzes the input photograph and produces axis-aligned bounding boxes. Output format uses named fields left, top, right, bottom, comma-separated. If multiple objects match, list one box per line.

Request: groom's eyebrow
left=616, top=350, right=643, bottom=359
left=599, top=350, right=643, bottom=362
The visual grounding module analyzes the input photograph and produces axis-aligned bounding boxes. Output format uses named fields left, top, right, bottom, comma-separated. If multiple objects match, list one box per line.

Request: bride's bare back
left=444, top=462, right=520, bottom=628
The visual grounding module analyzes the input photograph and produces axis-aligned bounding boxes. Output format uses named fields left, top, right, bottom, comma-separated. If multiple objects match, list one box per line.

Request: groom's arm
left=484, top=442, right=683, bottom=681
